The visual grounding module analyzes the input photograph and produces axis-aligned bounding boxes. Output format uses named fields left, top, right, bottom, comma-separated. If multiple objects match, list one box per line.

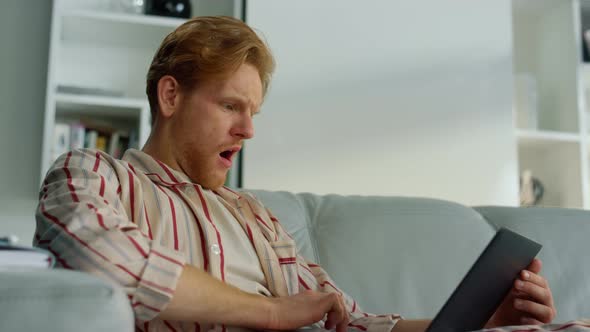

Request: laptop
left=425, top=227, right=542, bottom=332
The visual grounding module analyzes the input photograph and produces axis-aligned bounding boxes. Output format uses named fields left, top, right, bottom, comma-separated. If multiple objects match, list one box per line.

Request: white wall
left=0, top=0, right=52, bottom=244
left=244, top=0, right=519, bottom=206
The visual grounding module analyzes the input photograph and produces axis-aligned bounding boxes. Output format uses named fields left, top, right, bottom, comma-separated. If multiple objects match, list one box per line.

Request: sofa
left=2, top=190, right=589, bottom=331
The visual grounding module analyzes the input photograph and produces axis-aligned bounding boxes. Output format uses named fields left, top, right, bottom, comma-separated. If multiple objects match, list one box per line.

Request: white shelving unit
left=41, top=0, right=243, bottom=184
left=512, top=0, right=590, bottom=209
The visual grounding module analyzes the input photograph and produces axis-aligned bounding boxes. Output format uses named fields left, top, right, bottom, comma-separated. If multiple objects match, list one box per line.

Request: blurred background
left=2, top=0, right=589, bottom=242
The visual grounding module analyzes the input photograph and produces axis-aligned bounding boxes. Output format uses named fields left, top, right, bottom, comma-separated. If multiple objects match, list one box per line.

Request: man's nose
left=230, top=114, right=254, bottom=139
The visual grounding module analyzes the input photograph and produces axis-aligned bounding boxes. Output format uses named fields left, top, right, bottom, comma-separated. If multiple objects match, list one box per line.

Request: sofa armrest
left=0, top=268, right=134, bottom=332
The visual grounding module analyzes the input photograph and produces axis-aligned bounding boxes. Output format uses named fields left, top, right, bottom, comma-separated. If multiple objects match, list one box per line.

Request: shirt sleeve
left=34, top=149, right=186, bottom=322
left=262, top=207, right=402, bottom=332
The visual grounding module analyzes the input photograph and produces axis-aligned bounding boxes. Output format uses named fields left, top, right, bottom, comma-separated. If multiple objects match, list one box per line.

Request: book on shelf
left=52, top=121, right=137, bottom=162
left=85, top=129, right=98, bottom=149
left=0, top=236, right=55, bottom=269
left=96, top=134, right=108, bottom=152
left=51, top=123, right=71, bottom=161
left=70, top=122, right=86, bottom=149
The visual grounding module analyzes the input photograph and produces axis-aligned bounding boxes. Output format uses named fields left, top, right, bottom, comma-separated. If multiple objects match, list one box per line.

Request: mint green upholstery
left=0, top=269, right=134, bottom=331
left=2, top=191, right=587, bottom=331
left=251, top=190, right=590, bottom=321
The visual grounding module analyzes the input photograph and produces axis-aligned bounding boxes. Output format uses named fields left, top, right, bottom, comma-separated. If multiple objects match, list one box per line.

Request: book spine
left=69, top=123, right=86, bottom=150
left=85, top=130, right=98, bottom=149
left=52, top=123, right=71, bottom=161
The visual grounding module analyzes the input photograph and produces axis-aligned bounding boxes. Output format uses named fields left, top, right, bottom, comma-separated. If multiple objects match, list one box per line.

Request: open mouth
left=220, top=150, right=235, bottom=162
left=219, top=147, right=241, bottom=167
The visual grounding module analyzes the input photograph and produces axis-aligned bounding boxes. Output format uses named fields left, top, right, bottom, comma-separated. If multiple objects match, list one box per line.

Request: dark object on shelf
left=582, top=32, right=590, bottom=63
left=519, top=170, right=544, bottom=206
left=145, top=0, right=191, bottom=18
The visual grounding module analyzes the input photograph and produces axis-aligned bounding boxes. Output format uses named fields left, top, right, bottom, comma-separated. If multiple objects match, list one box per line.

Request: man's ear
left=157, top=75, right=181, bottom=119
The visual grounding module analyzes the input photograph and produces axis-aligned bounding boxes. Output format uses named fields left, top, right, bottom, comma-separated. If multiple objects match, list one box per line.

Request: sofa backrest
left=476, top=206, right=590, bottom=322
left=250, top=190, right=495, bottom=318
left=251, top=190, right=589, bottom=322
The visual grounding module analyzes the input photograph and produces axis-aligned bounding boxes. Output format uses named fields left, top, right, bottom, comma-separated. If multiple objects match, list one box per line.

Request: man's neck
left=141, top=127, right=181, bottom=172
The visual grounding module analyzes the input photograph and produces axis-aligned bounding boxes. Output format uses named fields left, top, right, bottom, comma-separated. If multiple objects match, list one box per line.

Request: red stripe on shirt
left=63, top=167, right=79, bottom=202
left=298, top=275, right=311, bottom=290
left=63, top=153, right=80, bottom=203
left=352, top=301, right=357, bottom=312
left=47, top=246, right=73, bottom=269
left=128, top=163, right=137, bottom=175
left=99, top=175, right=105, bottom=197
left=246, top=224, right=255, bottom=246
left=163, top=320, right=177, bottom=332
left=64, top=151, right=72, bottom=167
left=222, top=186, right=241, bottom=197
left=298, top=263, right=313, bottom=274
left=132, top=301, right=162, bottom=313
left=41, top=202, right=109, bottom=262
left=245, top=201, right=275, bottom=239
left=126, top=271, right=174, bottom=295
left=93, top=151, right=101, bottom=172
left=195, top=185, right=225, bottom=281
left=551, top=323, right=590, bottom=331
left=128, top=170, right=136, bottom=221
left=171, top=187, right=209, bottom=272
left=195, top=185, right=212, bottom=222
left=86, top=203, right=108, bottom=230
left=279, top=257, right=297, bottom=264
left=156, top=186, right=179, bottom=250
left=143, top=205, right=153, bottom=240
left=144, top=322, right=150, bottom=332
left=114, top=263, right=141, bottom=281
left=127, top=235, right=148, bottom=258
left=156, top=160, right=179, bottom=183
left=152, top=250, right=184, bottom=267
left=168, top=196, right=178, bottom=250
left=320, top=280, right=342, bottom=295
left=144, top=173, right=183, bottom=187
left=194, top=323, right=200, bottom=332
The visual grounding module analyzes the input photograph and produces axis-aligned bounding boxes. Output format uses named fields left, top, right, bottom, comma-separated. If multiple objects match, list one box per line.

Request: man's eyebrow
left=223, top=95, right=261, bottom=114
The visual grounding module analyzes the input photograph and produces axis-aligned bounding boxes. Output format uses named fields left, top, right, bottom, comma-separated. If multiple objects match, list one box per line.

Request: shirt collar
left=121, top=149, right=241, bottom=200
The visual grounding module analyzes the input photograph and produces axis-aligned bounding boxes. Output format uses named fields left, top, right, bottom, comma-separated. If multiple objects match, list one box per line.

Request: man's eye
left=223, top=103, right=236, bottom=111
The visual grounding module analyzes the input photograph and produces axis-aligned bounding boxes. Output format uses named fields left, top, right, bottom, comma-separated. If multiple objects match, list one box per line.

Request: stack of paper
left=0, top=237, right=55, bottom=269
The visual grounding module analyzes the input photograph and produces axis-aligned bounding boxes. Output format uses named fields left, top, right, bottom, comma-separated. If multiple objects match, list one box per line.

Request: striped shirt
left=34, top=149, right=590, bottom=332
left=34, top=149, right=401, bottom=332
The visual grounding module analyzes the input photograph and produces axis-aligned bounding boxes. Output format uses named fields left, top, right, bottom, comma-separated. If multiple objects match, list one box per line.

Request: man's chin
left=193, top=174, right=227, bottom=190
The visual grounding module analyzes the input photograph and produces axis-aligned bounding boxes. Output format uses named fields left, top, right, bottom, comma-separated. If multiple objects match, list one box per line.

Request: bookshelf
left=512, top=0, right=590, bottom=208
left=41, top=0, right=243, bottom=186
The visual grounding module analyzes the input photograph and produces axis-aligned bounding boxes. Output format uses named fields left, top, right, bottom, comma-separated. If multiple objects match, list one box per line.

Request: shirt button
left=211, top=244, right=221, bottom=255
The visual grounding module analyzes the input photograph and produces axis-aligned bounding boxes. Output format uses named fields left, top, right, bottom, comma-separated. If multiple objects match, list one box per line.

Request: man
left=35, top=16, right=557, bottom=332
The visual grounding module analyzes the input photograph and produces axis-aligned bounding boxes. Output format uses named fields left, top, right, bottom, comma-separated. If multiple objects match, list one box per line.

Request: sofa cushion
left=249, top=190, right=320, bottom=262
left=0, top=268, right=134, bottom=332
left=254, top=190, right=496, bottom=319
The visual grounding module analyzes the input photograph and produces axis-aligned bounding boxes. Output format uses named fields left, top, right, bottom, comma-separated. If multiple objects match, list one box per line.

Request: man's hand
left=486, top=258, right=556, bottom=328
left=267, top=290, right=349, bottom=332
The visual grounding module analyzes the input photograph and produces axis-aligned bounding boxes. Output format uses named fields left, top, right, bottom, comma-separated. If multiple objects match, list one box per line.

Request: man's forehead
left=218, top=73, right=263, bottom=106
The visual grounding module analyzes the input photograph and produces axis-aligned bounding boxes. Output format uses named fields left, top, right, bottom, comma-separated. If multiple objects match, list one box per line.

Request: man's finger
left=515, top=279, right=551, bottom=304
left=525, top=258, right=542, bottom=274
left=324, top=293, right=347, bottom=331
left=520, top=269, right=548, bottom=289
left=521, top=317, right=543, bottom=325
left=514, top=299, right=555, bottom=323
left=335, top=295, right=349, bottom=332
